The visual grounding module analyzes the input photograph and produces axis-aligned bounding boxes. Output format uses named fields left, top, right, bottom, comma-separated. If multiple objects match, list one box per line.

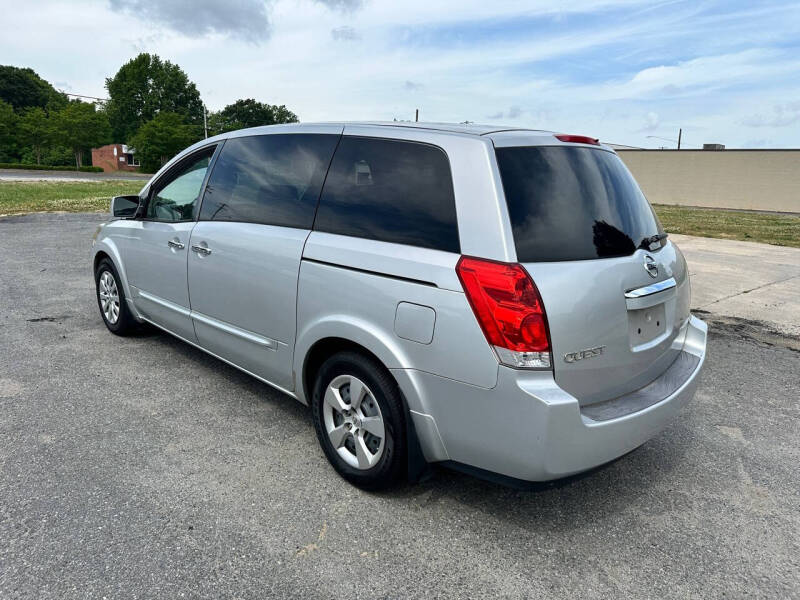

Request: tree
left=17, top=107, right=54, bottom=165
left=129, top=112, right=200, bottom=173
left=0, top=65, right=67, bottom=112
left=0, top=99, right=18, bottom=161
left=53, top=101, right=111, bottom=168
left=105, top=54, right=203, bottom=142
left=208, top=98, right=298, bottom=134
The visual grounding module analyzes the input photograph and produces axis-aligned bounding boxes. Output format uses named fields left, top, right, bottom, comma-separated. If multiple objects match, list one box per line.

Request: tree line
left=0, top=55, right=298, bottom=173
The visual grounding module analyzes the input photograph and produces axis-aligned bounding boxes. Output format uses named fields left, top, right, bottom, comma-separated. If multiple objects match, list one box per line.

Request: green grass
left=0, top=181, right=143, bottom=216
left=0, top=163, right=104, bottom=172
left=653, top=204, right=800, bottom=248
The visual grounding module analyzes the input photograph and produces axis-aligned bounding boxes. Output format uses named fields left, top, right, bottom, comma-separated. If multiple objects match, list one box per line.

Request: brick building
left=91, top=144, right=140, bottom=172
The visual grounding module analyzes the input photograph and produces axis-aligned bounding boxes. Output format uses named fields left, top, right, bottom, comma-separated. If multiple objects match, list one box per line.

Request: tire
left=94, top=258, right=136, bottom=336
left=311, top=351, right=407, bottom=490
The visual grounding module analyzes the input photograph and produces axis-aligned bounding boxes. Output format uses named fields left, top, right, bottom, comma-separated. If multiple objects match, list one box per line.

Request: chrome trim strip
left=190, top=310, right=278, bottom=350
left=137, top=291, right=279, bottom=350
left=140, top=317, right=296, bottom=398
left=137, top=290, right=192, bottom=317
left=624, top=277, right=677, bottom=299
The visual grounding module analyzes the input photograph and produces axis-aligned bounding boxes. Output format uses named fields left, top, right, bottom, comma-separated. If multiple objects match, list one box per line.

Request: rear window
left=495, top=146, right=664, bottom=262
left=314, top=137, right=460, bottom=253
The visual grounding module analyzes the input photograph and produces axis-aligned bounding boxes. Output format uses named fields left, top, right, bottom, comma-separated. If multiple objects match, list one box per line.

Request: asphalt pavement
left=0, top=213, right=798, bottom=599
left=670, top=233, right=800, bottom=338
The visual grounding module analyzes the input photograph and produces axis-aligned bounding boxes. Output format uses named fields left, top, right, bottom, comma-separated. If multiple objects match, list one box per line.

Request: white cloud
left=641, top=111, right=659, bottom=132
left=619, top=49, right=798, bottom=99
left=741, top=101, right=800, bottom=128
left=315, top=0, right=363, bottom=11
left=331, top=25, right=360, bottom=41
left=2, top=0, right=800, bottom=147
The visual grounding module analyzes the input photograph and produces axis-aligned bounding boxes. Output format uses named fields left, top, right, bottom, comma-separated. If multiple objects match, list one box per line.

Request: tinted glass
left=147, top=151, right=213, bottom=222
left=495, top=146, right=664, bottom=262
left=199, top=134, right=339, bottom=228
left=314, top=137, right=459, bottom=253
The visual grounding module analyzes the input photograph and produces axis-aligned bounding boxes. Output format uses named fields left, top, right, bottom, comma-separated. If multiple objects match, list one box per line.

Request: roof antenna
left=415, top=108, right=419, bottom=122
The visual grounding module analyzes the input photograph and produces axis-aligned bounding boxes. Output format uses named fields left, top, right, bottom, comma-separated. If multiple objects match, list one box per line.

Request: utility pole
left=677, top=128, right=682, bottom=150
left=415, top=108, right=419, bottom=122
left=203, top=105, right=208, bottom=139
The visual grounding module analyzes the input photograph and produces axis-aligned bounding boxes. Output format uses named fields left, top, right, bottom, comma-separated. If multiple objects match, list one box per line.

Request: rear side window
left=314, top=137, right=460, bottom=253
left=199, top=134, right=339, bottom=228
left=496, top=146, right=664, bottom=262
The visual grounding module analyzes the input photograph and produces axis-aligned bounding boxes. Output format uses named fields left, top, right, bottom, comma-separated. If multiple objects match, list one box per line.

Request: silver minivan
left=92, top=122, right=707, bottom=489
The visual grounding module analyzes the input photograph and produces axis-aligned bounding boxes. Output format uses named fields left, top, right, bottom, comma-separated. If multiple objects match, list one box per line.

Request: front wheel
left=95, top=258, right=136, bottom=335
left=311, top=352, right=407, bottom=490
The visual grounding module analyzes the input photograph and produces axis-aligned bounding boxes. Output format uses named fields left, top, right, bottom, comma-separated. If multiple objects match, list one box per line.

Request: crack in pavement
left=698, top=273, right=800, bottom=309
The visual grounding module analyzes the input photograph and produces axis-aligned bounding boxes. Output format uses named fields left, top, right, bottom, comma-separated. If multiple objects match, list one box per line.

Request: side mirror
left=111, top=195, right=140, bottom=218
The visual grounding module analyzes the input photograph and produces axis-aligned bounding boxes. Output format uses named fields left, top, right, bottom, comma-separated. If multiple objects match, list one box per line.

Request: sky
left=2, top=0, right=800, bottom=148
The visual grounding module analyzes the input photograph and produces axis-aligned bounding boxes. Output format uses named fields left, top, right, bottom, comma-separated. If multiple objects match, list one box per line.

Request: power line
left=59, top=91, right=109, bottom=103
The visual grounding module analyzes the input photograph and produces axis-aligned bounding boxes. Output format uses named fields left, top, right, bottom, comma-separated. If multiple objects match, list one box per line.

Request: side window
left=314, top=137, right=460, bottom=253
left=199, top=134, right=339, bottom=228
left=147, top=148, right=214, bottom=222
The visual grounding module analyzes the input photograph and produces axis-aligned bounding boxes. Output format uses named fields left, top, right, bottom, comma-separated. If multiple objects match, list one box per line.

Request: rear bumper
left=393, top=315, right=707, bottom=482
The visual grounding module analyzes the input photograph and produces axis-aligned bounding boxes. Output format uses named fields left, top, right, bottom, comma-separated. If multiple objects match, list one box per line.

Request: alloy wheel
left=98, top=270, right=120, bottom=325
left=322, top=374, right=386, bottom=470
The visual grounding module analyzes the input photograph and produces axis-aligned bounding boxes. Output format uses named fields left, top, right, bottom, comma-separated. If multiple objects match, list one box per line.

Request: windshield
left=495, top=146, right=665, bottom=262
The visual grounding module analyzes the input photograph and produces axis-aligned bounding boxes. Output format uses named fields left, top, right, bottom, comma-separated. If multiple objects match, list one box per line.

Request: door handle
left=191, top=244, right=212, bottom=256
left=167, top=239, right=185, bottom=250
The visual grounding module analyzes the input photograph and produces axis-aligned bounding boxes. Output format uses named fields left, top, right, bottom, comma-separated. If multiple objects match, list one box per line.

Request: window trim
left=139, top=143, right=222, bottom=223
left=311, top=135, right=461, bottom=254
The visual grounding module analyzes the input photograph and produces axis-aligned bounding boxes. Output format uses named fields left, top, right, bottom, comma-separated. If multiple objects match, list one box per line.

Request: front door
left=124, top=147, right=216, bottom=341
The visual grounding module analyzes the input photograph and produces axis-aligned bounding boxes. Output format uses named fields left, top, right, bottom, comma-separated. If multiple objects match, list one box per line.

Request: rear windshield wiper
left=640, top=232, right=668, bottom=250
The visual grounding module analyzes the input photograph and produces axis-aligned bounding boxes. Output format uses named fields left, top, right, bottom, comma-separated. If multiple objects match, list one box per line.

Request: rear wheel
left=311, top=352, right=406, bottom=490
left=95, top=258, right=136, bottom=335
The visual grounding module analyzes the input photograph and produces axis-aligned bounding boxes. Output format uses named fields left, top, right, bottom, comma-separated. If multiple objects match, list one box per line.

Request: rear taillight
left=555, top=133, right=600, bottom=145
left=456, top=256, right=552, bottom=369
